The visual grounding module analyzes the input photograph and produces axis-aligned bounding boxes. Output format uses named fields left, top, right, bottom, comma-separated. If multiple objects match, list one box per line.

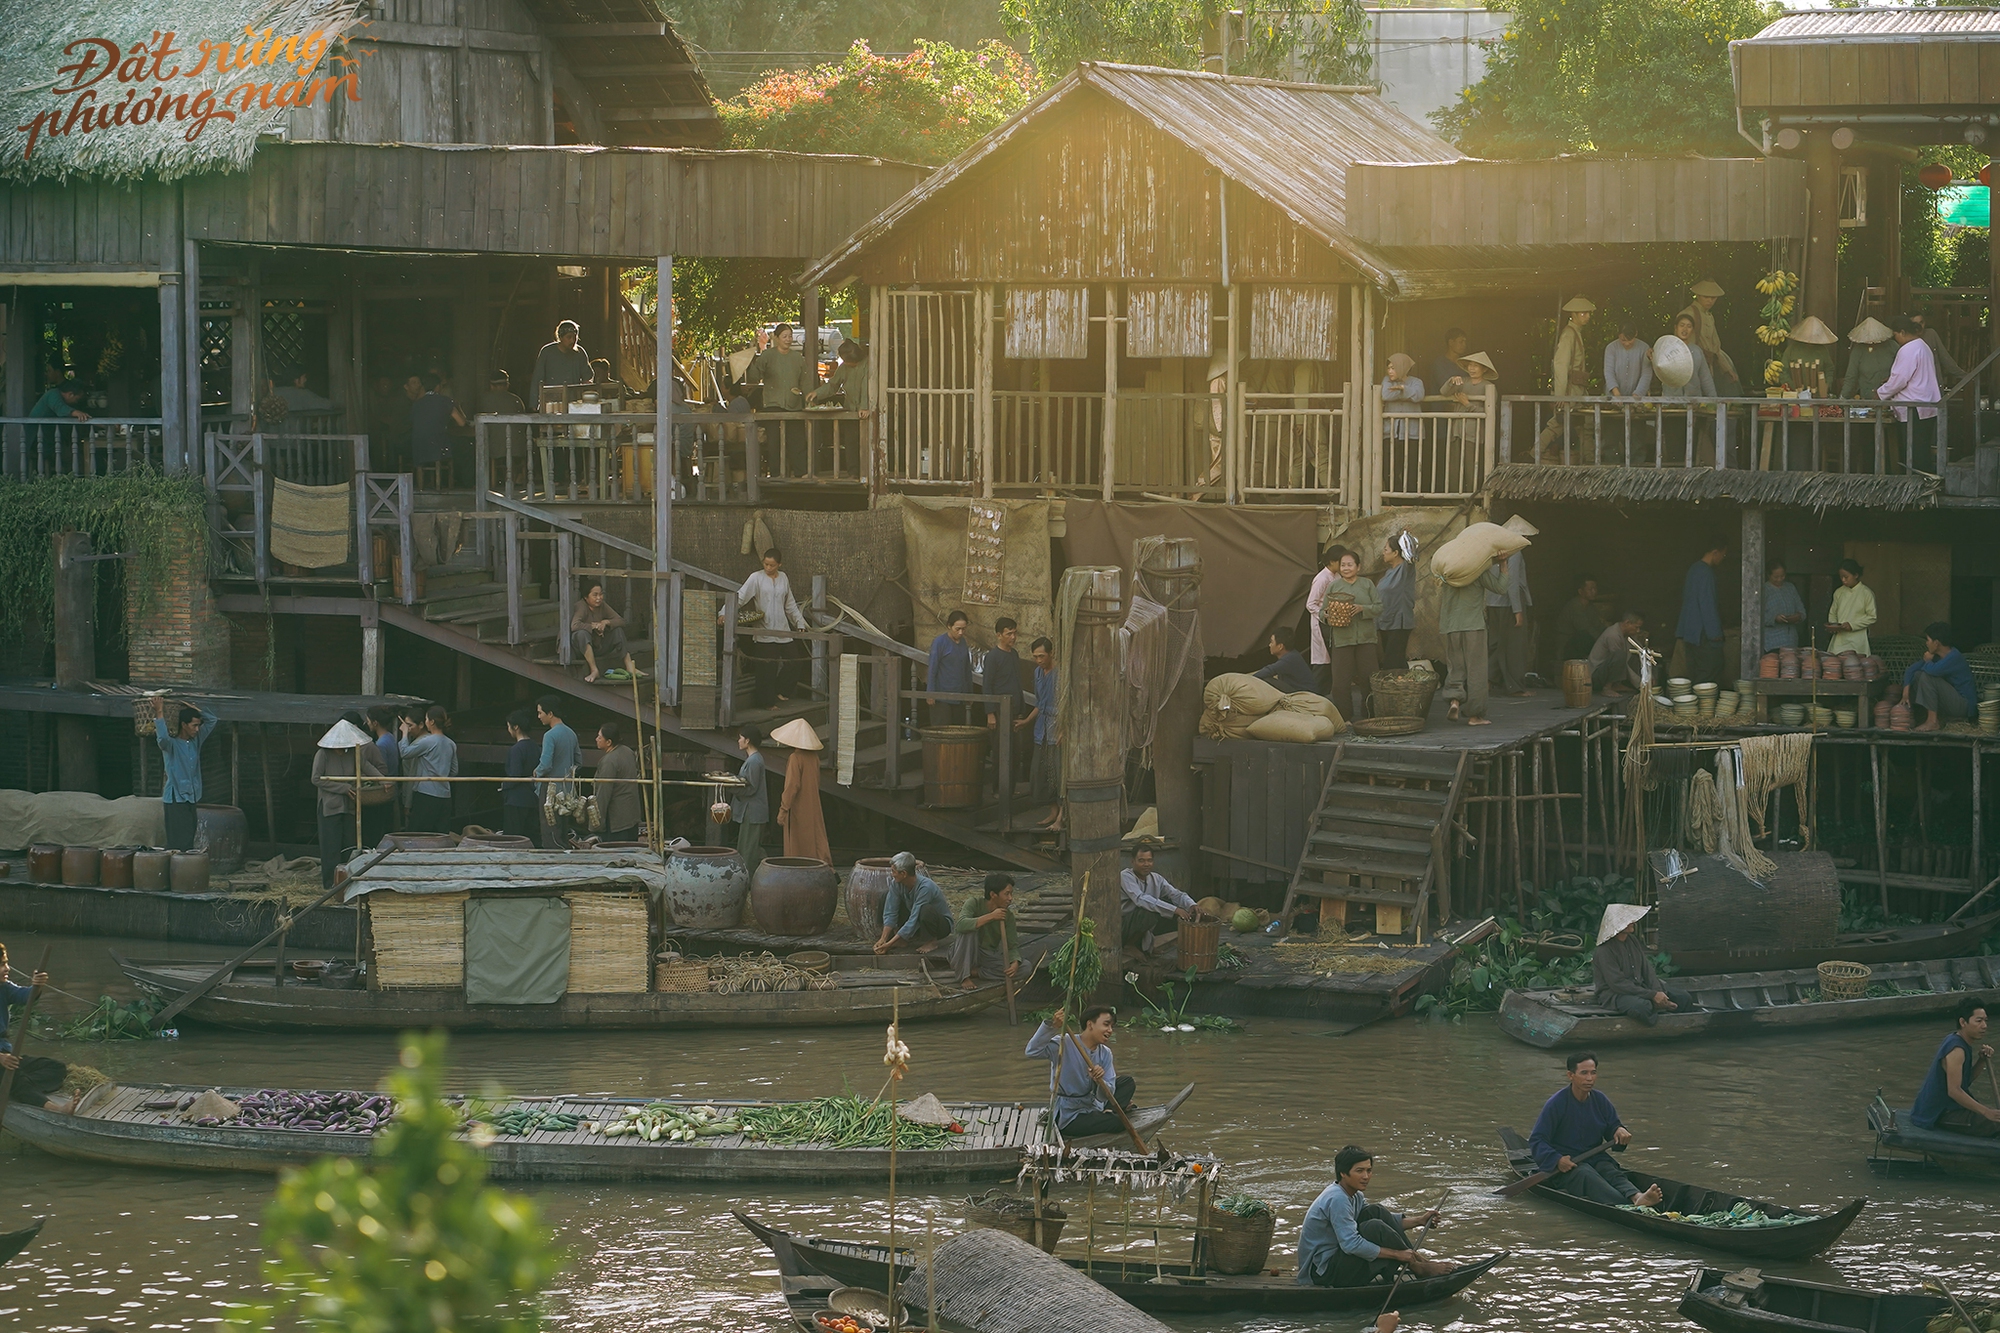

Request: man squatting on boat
left=1529, top=1051, right=1665, bottom=1208
left=1910, top=998, right=2000, bottom=1138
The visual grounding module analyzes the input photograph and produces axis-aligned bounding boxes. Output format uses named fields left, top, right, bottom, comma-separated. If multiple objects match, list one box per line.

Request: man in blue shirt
left=1900, top=621, right=1977, bottom=731
left=1024, top=1004, right=1135, bottom=1136
left=926, top=609, right=974, bottom=726
left=1675, top=542, right=1728, bottom=686
left=731, top=726, right=770, bottom=874
left=153, top=699, right=218, bottom=851
left=1029, top=636, right=1061, bottom=831
left=1252, top=628, right=1317, bottom=695
left=1296, top=1145, right=1447, bottom=1287
left=0, top=944, right=71, bottom=1111
left=534, top=695, right=579, bottom=848
left=1527, top=1052, right=1662, bottom=1208
left=873, top=851, right=952, bottom=954
left=1909, top=999, right=1999, bottom=1135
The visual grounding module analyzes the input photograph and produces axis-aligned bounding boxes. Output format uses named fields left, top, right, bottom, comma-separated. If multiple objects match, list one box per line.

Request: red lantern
left=1918, top=162, right=1955, bottom=190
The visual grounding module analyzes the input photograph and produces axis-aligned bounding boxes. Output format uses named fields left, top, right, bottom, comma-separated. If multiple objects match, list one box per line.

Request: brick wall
left=126, top=523, right=231, bottom=687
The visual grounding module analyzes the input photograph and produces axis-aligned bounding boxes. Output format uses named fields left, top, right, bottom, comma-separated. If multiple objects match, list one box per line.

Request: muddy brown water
left=1, top=929, right=1993, bottom=1331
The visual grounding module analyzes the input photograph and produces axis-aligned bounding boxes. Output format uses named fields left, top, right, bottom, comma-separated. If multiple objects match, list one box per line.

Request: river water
left=1, top=929, right=1991, bottom=1332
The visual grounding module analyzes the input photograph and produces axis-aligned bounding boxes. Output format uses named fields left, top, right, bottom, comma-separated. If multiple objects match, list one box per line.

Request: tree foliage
left=233, top=1033, right=561, bottom=1333
left=1433, top=0, right=1778, bottom=157
left=998, top=0, right=1371, bottom=85
left=0, top=471, right=206, bottom=640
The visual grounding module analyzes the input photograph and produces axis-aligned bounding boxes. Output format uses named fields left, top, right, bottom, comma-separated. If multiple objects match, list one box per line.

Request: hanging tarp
left=464, top=897, right=571, bottom=1005
left=892, top=496, right=1054, bottom=649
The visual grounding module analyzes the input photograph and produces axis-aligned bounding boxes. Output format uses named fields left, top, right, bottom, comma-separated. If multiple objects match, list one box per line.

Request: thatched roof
left=1, top=0, right=365, bottom=185
left=1484, top=464, right=1940, bottom=512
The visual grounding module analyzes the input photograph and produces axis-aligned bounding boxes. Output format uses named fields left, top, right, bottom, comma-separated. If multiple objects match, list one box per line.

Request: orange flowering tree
left=720, top=40, right=1040, bottom=167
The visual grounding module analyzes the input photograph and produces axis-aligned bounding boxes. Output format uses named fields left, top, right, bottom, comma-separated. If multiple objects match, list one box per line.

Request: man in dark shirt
left=1253, top=627, right=1317, bottom=695
left=1527, top=1052, right=1662, bottom=1208
left=410, top=372, right=467, bottom=482
left=501, top=709, right=541, bottom=841
left=1555, top=575, right=1607, bottom=664
left=984, top=616, right=1030, bottom=793
left=530, top=320, right=593, bottom=408
left=1426, top=328, right=1470, bottom=410
left=478, top=369, right=526, bottom=417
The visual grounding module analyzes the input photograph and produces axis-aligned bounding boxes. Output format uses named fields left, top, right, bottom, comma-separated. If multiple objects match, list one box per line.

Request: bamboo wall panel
left=1005, top=287, right=1091, bottom=359
left=1735, top=12, right=2000, bottom=108
left=1250, top=286, right=1339, bottom=361
left=0, top=180, right=179, bottom=271
left=1125, top=284, right=1212, bottom=358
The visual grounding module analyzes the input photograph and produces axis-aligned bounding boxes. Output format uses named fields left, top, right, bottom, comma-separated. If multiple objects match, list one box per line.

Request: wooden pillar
left=1063, top=567, right=1125, bottom=993
left=5, top=286, right=32, bottom=472
left=1361, top=285, right=1379, bottom=514
left=654, top=255, right=675, bottom=699
left=159, top=206, right=186, bottom=472
left=1224, top=285, right=1240, bottom=503
left=801, top=287, right=822, bottom=391
left=361, top=624, right=384, bottom=696
left=183, top=239, right=203, bottom=448
left=1141, top=539, right=1203, bottom=888
left=232, top=254, right=260, bottom=414
left=977, top=285, right=994, bottom=498
left=1740, top=505, right=1765, bottom=680
left=53, top=531, right=99, bottom=792
left=1344, top=285, right=1362, bottom=505
left=1805, top=131, right=1841, bottom=330
left=1101, top=285, right=1118, bottom=503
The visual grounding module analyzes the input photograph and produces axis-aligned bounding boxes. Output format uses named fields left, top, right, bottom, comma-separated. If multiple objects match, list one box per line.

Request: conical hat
left=1788, top=316, right=1837, bottom=345
left=1502, top=514, right=1540, bottom=537
left=1652, top=335, right=1693, bottom=389
left=317, top=719, right=373, bottom=749
left=1849, top=317, right=1893, bottom=345
left=1462, top=351, right=1497, bottom=373
left=1597, top=901, right=1653, bottom=945
left=1691, top=279, right=1725, bottom=298
left=1562, top=295, right=1596, bottom=313
left=770, top=717, right=823, bottom=751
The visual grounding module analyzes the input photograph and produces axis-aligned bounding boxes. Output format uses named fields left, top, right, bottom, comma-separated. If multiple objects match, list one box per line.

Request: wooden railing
left=1500, top=394, right=1947, bottom=476
left=990, top=391, right=1101, bottom=490
left=1241, top=390, right=1346, bottom=500
left=200, top=429, right=410, bottom=593
left=1114, top=391, right=1224, bottom=495
left=1, top=418, right=166, bottom=479
left=882, top=385, right=978, bottom=487
left=1380, top=404, right=1492, bottom=503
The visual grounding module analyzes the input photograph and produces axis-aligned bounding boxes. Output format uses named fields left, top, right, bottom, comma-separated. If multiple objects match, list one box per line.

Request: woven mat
left=566, top=892, right=649, bottom=993
left=371, top=892, right=467, bottom=988
left=270, top=479, right=351, bottom=569
left=1272, top=938, right=1429, bottom=976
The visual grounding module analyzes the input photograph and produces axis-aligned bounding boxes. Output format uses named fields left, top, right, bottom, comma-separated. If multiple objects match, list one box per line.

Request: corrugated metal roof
left=1742, top=7, right=2000, bottom=43
left=801, top=62, right=1462, bottom=295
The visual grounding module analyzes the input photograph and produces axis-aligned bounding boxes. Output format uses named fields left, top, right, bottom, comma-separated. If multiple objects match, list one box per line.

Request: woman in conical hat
left=1593, top=902, right=1696, bottom=1026
left=311, top=712, right=387, bottom=892
left=1779, top=314, right=1839, bottom=391
left=1841, top=317, right=1898, bottom=401
left=770, top=717, right=830, bottom=864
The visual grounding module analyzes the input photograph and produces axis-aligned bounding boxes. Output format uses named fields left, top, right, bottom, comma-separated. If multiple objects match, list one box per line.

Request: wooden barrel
left=919, top=726, right=988, bottom=809
left=1177, top=917, right=1221, bottom=972
left=1562, top=659, right=1593, bottom=707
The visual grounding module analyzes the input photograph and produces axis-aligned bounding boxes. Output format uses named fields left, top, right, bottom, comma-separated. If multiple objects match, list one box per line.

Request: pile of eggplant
left=168, top=1089, right=396, bottom=1133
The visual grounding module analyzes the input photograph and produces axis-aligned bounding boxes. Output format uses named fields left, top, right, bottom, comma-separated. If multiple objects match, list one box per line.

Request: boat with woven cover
left=1677, top=1264, right=1954, bottom=1333
left=738, top=1213, right=1508, bottom=1315
left=1498, top=1128, right=1864, bottom=1259
left=1498, top=954, right=2000, bottom=1048
left=2, top=1081, right=1194, bottom=1183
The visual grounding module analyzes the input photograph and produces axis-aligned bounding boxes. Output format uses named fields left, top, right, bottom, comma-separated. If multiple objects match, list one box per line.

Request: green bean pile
left=738, top=1095, right=957, bottom=1150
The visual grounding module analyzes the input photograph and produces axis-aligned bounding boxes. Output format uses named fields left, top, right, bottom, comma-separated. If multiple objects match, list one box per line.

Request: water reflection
left=1, top=931, right=1993, bottom=1330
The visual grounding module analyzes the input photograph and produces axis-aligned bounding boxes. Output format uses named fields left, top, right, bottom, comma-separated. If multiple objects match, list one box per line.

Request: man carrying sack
left=1431, top=521, right=1527, bottom=726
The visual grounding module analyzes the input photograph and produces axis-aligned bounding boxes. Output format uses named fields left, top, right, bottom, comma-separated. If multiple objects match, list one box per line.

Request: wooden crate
left=566, top=890, right=650, bottom=993
left=368, top=892, right=468, bottom=988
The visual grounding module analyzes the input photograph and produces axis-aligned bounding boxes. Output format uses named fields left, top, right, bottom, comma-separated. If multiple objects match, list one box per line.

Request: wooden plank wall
left=1347, top=158, right=1808, bottom=249
left=1194, top=736, right=1339, bottom=893
left=0, top=181, right=179, bottom=271
left=176, top=145, right=930, bottom=260
left=1736, top=37, right=2000, bottom=108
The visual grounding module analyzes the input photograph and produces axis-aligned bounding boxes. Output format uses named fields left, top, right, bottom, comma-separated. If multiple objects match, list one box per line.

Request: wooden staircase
left=1280, top=747, right=1470, bottom=937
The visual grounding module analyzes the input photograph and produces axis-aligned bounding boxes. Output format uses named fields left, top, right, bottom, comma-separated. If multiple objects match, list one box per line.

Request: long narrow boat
left=737, top=1214, right=1507, bottom=1315
left=3, top=1082, right=1193, bottom=1183
left=1499, top=954, right=2000, bottom=1048
left=1868, top=1094, right=2000, bottom=1176
left=1527, top=908, right=2000, bottom=976
left=0, top=1218, right=44, bottom=1267
left=0, top=878, right=359, bottom=951
left=1677, top=1264, right=1951, bottom=1333
left=1498, top=1129, right=1863, bottom=1260
left=116, top=954, right=1004, bottom=1030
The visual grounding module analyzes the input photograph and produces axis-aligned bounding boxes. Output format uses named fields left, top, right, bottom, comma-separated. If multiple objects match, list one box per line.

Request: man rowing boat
left=1024, top=1005, right=1134, bottom=1137
left=0, top=942, right=74, bottom=1113
left=1910, top=998, right=2000, bottom=1138
left=1527, top=1052, right=1663, bottom=1208
left=1296, top=1145, right=1452, bottom=1286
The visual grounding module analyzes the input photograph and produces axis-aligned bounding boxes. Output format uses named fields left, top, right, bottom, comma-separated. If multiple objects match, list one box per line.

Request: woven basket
left=965, top=1192, right=1067, bottom=1253
left=1322, top=599, right=1361, bottom=629
left=654, top=955, right=712, bottom=993
left=1204, top=1206, right=1275, bottom=1275
left=1367, top=668, right=1440, bottom=719
left=1817, top=959, right=1871, bottom=1001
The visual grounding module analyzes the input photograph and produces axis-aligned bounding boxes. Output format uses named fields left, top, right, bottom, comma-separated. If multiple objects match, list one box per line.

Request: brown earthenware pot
left=844, top=857, right=898, bottom=941
left=100, top=847, right=137, bottom=888
left=132, top=849, right=173, bottom=891
left=28, top=844, right=62, bottom=883
left=61, top=846, right=100, bottom=886
left=749, top=857, right=840, bottom=936
left=170, top=851, right=211, bottom=894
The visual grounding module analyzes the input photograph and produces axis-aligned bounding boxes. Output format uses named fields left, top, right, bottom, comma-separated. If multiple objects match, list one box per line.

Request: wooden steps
left=1280, top=745, right=1469, bottom=937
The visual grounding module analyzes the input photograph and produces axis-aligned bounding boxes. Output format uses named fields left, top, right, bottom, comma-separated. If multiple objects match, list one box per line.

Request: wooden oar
left=149, top=847, right=396, bottom=1029
left=0, top=945, right=55, bottom=1122
left=1494, top=1138, right=1616, bottom=1198
left=1377, top=1187, right=1452, bottom=1317
left=1061, top=1029, right=1148, bottom=1152
left=999, top=912, right=1018, bottom=1026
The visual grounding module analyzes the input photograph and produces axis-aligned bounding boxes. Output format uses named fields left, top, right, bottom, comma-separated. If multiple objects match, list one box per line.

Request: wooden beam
left=347, top=21, right=545, bottom=52
left=546, top=23, right=671, bottom=36
left=598, top=108, right=720, bottom=121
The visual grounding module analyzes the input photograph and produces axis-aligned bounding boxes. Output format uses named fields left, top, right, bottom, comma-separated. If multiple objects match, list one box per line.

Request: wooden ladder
left=1280, top=747, right=1468, bottom=938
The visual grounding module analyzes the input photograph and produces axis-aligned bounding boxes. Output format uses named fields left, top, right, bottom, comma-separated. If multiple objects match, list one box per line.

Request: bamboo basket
left=1322, top=599, right=1361, bottom=629
left=369, top=892, right=468, bottom=988
left=1561, top=659, right=1594, bottom=707
left=1366, top=668, right=1440, bottom=719
left=654, top=953, right=712, bottom=993
left=1817, top=960, right=1871, bottom=1001
left=1203, top=1206, right=1275, bottom=1275
left=133, top=696, right=187, bottom=735
left=567, top=891, right=650, bottom=993
left=1177, top=917, right=1221, bottom=972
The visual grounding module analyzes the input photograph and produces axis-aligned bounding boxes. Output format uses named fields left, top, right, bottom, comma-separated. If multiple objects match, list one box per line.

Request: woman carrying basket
left=1322, top=549, right=1381, bottom=723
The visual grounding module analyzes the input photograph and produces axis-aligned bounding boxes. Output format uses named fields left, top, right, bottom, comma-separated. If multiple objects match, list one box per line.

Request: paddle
left=1376, top=1186, right=1452, bottom=1317
left=0, top=945, right=55, bottom=1122
left=148, top=847, right=397, bottom=1029
left=1493, top=1138, right=1616, bottom=1198
left=999, top=912, right=1018, bottom=1026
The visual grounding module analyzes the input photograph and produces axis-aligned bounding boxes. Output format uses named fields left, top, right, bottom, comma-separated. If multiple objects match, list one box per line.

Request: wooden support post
left=1740, top=506, right=1765, bottom=681
left=1102, top=285, right=1118, bottom=502
left=1361, top=286, right=1380, bottom=514
left=259, top=722, right=277, bottom=844
left=1872, top=741, right=1890, bottom=914
left=53, top=530, right=99, bottom=793
left=504, top=511, right=523, bottom=644
left=557, top=532, right=575, bottom=667
left=1805, top=131, right=1841, bottom=330
left=361, top=624, right=384, bottom=696
left=160, top=263, right=185, bottom=472
left=1065, top=568, right=1126, bottom=994
left=976, top=285, right=994, bottom=497
left=654, top=255, right=675, bottom=704
left=183, top=239, right=203, bottom=455
left=1140, top=537, right=1203, bottom=889
left=811, top=574, right=828, bottom=695
left=1509, top=748, right=1524, bottom=918
left=1224, top=284, right=1240, bottom=504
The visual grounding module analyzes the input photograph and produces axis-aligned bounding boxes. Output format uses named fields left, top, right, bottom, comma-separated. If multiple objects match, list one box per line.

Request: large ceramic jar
left=195, top=805, right=249, bottom=873
left=27, top=844, right=61, bottom=883
left=61, top=846, right=101, bottom=886
left=170, top=851, right=211, bottom=894
left=100, top=848, right=136, bottom=888
left=844, top=857, right=898, bottom=941
left=750, top=857, right=840, bottom=936
left=663, top=846, right=750, bottom=929
left=132, top=849, right=172, bottom=891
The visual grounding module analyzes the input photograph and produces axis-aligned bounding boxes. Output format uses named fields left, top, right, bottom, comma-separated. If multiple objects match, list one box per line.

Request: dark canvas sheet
left=464, top=896, right=571, bottom=1005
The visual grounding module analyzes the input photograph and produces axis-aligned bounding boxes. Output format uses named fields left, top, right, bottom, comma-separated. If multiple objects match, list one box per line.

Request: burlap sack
left=1198, top=706, right=1256, bottom=741
left=1274, top=691, right=1347, bottom=730
left=1203, top=672, right=1284, bottom=717
left=1245, top=710, right=1336, bottom=743
left=1432, top=522, right=1530, bottom=588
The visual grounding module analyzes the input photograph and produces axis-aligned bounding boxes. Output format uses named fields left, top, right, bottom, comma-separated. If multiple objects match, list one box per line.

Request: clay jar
left=844, top=857, right=898, bottom=941
left=100, top=848, right=137, bottom=888
left=457, top=831, right=535, bottom=851
left=28, top=844, right=62, bottom=883
left=662, top=846, right=750, bottom=929
left=749, top=857, right=840, bottom=936
left=61, top=846, right=101, bottom=886
left=170, top=851, right=211, bottom=894
left=132, top=849, right=173, bottom=891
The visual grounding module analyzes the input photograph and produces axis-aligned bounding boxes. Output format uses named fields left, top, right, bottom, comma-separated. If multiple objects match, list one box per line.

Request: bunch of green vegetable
left=587, top=1103, right=740, bottom=1142
left=1211, top=1194, right=1271, bottom=1218
left=739, top=1095, right=956, bottom=1150
left=35, top=993, right=160, bottom=1042
left=1922, top=1291, right=2000, bottom=1333
left=1051, top=915, right=1102, bottom=1009
left=482, top=1105, right=582, bottom=1137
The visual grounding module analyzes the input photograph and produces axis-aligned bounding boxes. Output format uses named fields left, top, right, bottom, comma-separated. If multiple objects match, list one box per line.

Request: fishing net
left=1125, top=536, right=1206, bottom=767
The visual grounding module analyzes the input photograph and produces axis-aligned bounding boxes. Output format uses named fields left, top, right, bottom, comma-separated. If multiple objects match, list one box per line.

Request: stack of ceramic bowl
left=1778, top=650, right=1800, bottom=679
left=1981, top=697, right=2000, bottom=736
left=1692, top=682, right=1718, bottom=717
left=1758, top=654, right=1781, bottom=680
left=1841, top=652, right=1865, bottom=681
left=1834, top=709, right=1857, bottom=728
left=1889, top=702, right=1914, bottom=731
left=1778, top=703, right=1807, bottom=727
left=1667, top=677, right=1692, bottom=699
left=1823, top=656, right=1845, bottom=681
left=1864, top=656, right=1885, bottom=681
left=1810, top=705, right=1835, bottom=728
left=1674, top=693, right=1699, bottom=721
left=1718, top=689, right=1740, bottom=718
left=1874, top=699, right=1895, bottom=729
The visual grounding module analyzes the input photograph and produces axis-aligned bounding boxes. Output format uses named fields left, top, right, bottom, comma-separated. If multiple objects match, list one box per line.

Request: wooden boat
left=3, top=1081, right=1194, bottom=1183
left=1678, top=1264, right=1951, bottom=1333
left=738, top=1214, right=1507, bottom=1315
left=0, top=877, right=358, bottom=951
left=1499, top=954, right=2000, bottom=1048
left=1498, top=1129, right=1863, bottom=1260
left=1526, top=908, right=2000, bottom=976
left=115, top=953, right=1004, bottom=1031
left=1868, top=1094, right=2000, bottom=1176
left=0, top=1217, right=44, bottom=1267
